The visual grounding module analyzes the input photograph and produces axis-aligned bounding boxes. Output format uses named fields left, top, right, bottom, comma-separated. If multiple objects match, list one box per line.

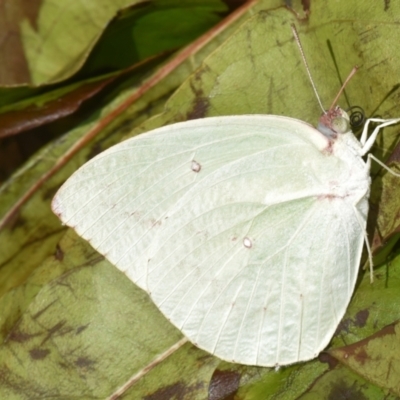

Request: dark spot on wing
left=191, top=160, right=201, bottom=172
left=149, top=218, right=162, bottom=227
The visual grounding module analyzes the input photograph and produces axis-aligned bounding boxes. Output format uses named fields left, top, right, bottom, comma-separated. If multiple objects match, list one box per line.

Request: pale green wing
left=52, top=115, right=365, bottom=366
left=147, top=192, right=365, bottom=366
left=53, top=115, right=331, bottom=290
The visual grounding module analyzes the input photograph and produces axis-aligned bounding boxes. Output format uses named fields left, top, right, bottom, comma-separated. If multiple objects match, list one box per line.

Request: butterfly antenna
left=328, top=66, right=359, bottom=111
left=291, top=24, right=325, bottom=114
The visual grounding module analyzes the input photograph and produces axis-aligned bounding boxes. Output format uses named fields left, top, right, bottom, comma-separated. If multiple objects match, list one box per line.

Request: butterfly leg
left=367, top=153, right=400, bottom=177
left=360, top=118, right=400, bottom=155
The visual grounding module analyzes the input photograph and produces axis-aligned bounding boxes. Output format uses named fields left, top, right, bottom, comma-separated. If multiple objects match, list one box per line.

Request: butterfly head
left=317, top=106, right=350, bottom=139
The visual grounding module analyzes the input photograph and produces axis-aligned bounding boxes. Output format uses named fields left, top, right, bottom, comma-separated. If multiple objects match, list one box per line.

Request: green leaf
left=3, top=0, right=140, bottom=86
left=327, top=253, right=400, bottom=396
left=330, top=321, right=400, bottom=396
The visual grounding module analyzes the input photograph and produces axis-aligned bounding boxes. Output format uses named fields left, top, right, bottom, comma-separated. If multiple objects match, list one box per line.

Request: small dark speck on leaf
left=58, top=361, right=69, bottom=370
left=55, top=245, right=64, bottom=261
left=75, top=357, right=96, bottom=370
left=354, top=309, right=369, bottom=327
left=76, top=324, right=89, bottom=335
left=30, top=348, right=50, bottom=360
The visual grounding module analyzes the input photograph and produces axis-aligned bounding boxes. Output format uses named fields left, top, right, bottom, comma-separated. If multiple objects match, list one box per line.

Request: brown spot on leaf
left=186, top=70, right=210, bottom=120
left=144, top=381, right=198, bottom=400
left=30, top=348, right=50, bottom=360
left=354, top=309, right=369, bottom=328
left=76, top=324, right=89, bottom=335
left=75, top=357, right=96, bottom=371
left=318, top=352, right=339, bottom=368
left=301, top=0, right=311, bottom=13
left=335, top=309, right=370, bottom=335
left=327, top=379, right=367, bottom=400
left=209, top=369, right=241, bottom=400
left=55, top=244, right=64, bottom=261
left=353, top=348, right=369, bottom=365
left=187, top=96, right=209, bottom=120
left=8, top=329, right=41, bottom=343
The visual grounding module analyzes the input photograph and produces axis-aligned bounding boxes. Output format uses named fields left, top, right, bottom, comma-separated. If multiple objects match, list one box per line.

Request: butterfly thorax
left=322, top=132, right=370, bottom=212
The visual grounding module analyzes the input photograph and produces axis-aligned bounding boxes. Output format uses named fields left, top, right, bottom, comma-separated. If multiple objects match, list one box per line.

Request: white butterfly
left=52, top=107, right=400, bottom=366
left=51, top=26, right=400, bottom=367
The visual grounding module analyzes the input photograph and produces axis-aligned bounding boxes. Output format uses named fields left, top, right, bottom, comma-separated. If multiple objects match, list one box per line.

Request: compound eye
left=331, top=116, right=350, bottom=134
